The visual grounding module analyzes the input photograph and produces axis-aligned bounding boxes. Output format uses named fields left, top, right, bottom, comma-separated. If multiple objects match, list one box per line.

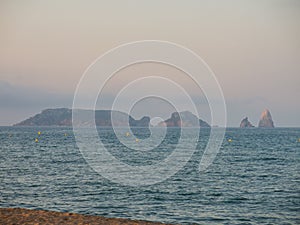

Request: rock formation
left=158, top=111, right=210, bottom=127
left=258, top=109, right=275, bottom=128
left=240, top=117, right=254, bottom=128
left=14, top=108, right=150, bottom=127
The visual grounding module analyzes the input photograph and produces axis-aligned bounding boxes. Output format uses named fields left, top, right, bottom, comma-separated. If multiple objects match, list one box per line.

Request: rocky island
left=14, top=108, right=150, bottom=127
left=158, top=111, right=210, bottom=127
left=240, top=117, right=254, bottom=128
left=258, top=109, right=275, bottom=128
left=14, top=108, right=210, bottom=128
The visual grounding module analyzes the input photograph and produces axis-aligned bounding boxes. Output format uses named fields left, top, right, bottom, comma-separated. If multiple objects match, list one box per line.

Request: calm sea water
left=0, top=126, right=299, bottom=224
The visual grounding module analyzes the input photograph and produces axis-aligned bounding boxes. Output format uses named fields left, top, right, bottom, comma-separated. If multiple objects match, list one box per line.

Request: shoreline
left=0, top=208, right=174, bottom=225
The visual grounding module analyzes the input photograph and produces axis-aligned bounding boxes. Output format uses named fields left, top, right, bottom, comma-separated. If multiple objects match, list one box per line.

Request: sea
left=0, top=126, right=299, bottom=224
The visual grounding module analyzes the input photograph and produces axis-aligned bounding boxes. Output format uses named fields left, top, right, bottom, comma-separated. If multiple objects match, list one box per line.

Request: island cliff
left=258, top=109, right=275, bottom=128
left=158, top=111, right=210, bottom=127
left=240, top=117, right=254, bottom=128
left=14, top=108, right=150, bottom=127
left=14, top=108, right=210, bottom=128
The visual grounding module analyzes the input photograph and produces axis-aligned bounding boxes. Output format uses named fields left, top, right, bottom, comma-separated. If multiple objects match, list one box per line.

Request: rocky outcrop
left=14, top=108, right=150, bottom=127
left=160, top=112, right=181, bottom=127
left=240, top=117, right=254, bottom=128
left=258, top=109, right=274, bottom=128
left=129, top=116, right=150, bottom=127
left=158, top=111, right=210, bottom=128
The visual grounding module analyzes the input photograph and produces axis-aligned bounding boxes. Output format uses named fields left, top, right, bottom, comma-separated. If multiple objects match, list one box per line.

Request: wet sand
left=0, top=208, right=174, bottom=225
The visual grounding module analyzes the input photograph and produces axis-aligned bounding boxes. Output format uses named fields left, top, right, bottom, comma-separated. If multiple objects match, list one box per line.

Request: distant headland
left=14, top=108, right=210, bottom=128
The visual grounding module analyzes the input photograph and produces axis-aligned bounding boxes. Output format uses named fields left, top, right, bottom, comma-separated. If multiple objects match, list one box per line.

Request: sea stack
left=258, top=109, right=274, bottom=128
left=240, top=117, right=254, bottom=128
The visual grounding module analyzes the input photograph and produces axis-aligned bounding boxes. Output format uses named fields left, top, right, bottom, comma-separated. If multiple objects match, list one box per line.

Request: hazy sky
left=0, top=0, right=299, bottom=126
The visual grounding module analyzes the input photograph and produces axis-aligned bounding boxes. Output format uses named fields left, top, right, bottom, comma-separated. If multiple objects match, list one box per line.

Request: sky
left=0, top=0, right=299, bottom=126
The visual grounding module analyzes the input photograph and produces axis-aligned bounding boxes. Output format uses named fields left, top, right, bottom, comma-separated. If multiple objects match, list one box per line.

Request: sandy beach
left=0, top=208, right=173, bottom=225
